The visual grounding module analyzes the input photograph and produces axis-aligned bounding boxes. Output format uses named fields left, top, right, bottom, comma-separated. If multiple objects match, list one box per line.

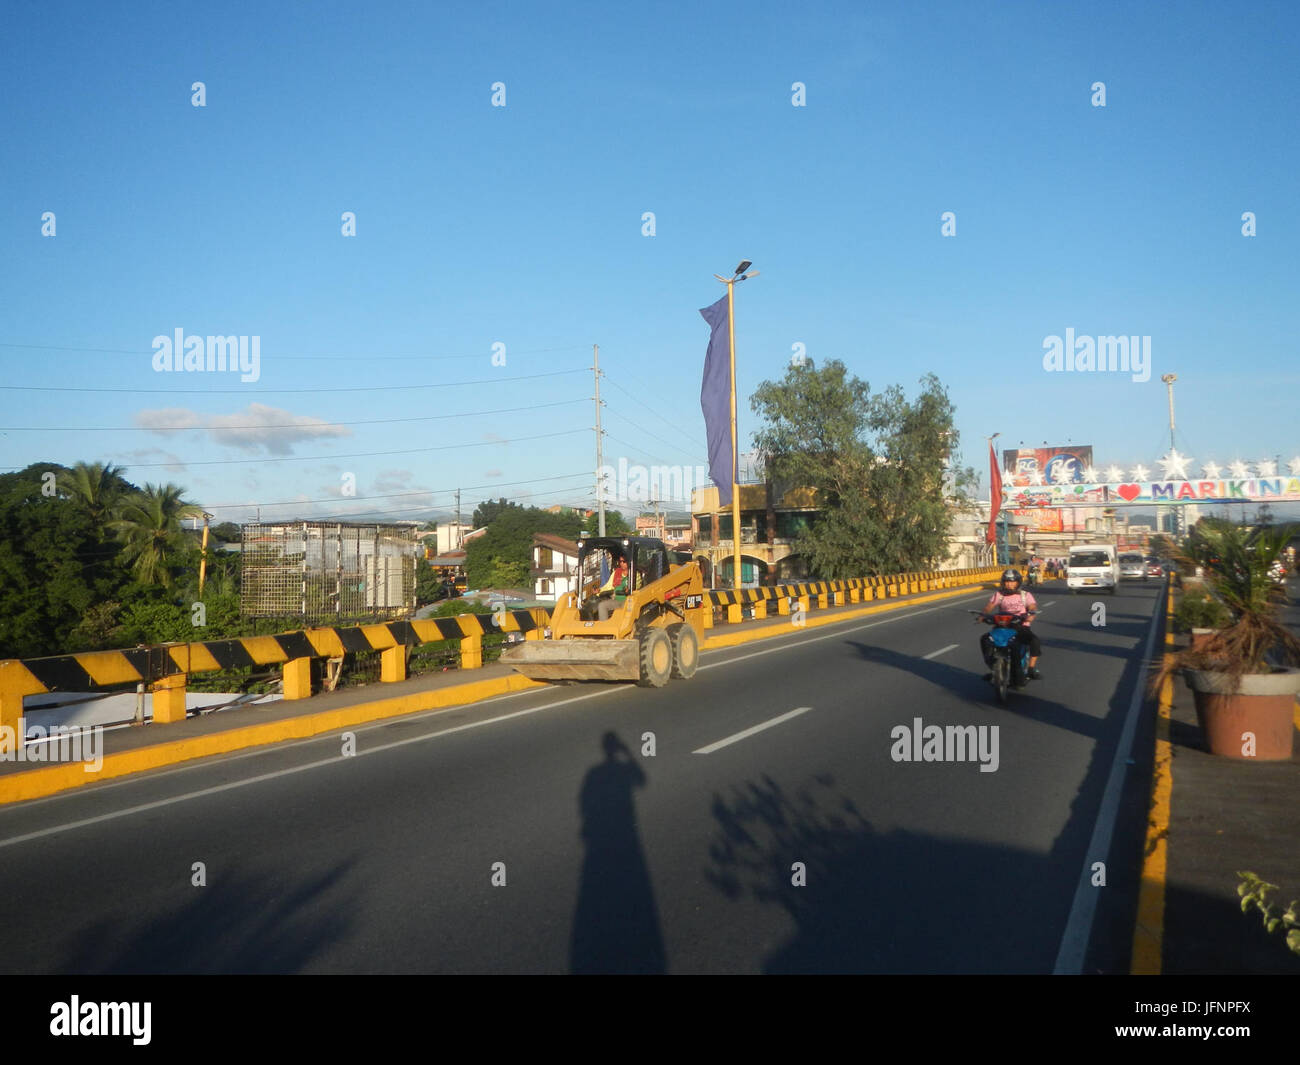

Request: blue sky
left=2, top=0, right=1298, bottom=525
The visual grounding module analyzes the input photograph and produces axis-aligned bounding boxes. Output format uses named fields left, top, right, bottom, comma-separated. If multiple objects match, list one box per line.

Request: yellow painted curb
left=0, top=672, right=546, bottom=805
left=703, top=581, right=992, bottom=651
left=1131, top=584, right=1176, bottom=974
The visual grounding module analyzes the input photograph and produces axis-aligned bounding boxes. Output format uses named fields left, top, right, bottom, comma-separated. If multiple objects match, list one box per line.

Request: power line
left=602, top=373, right=704, bottom=444
left=0, top=341, right=589, bottom=363
left=101, top=429, right=588, bottom=468
left=0, top=368, right=588, bottom=395
left=202, top=472, right=594, bottom=511
left=0, top=399, right=587, bottom=433
left=601, top=402, right=708, bottom=466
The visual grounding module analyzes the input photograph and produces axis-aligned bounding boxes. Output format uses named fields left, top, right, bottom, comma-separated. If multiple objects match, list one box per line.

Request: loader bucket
left=501, top=638, right=641, bottom=683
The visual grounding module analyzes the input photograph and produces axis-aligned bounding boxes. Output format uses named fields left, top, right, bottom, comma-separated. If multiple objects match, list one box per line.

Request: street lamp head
left=735, top=260, right=752, bottom=276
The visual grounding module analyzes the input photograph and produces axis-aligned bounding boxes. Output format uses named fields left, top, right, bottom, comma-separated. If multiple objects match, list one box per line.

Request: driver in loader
left=593, top=549, right=631, bottom=621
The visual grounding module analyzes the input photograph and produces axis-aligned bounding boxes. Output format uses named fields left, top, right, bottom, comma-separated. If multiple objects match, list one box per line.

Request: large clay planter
left=1189, top=628, right=1222, bottom=651
left=1183, top=668, right=1300, bottom=760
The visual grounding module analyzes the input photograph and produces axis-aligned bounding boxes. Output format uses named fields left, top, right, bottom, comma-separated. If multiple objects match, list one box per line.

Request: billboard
left=1012, top=508, right=1064, bottom=532
left=1002, top=445, right=1093, bottom=487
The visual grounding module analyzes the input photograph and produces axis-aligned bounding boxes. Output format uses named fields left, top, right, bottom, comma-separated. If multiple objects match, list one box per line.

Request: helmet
left=1000, top=568, right=1022, bottom=587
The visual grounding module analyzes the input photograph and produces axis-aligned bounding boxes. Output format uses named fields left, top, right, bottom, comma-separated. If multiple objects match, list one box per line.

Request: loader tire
left=668, top=623, right=698, bottom=680
left=638, top=628, right=673, bottom=688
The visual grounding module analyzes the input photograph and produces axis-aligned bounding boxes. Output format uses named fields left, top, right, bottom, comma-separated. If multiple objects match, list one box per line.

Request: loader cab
left=575, top=537, right=670, bottom=612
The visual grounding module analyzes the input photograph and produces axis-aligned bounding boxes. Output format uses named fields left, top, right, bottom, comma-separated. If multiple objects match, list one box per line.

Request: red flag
left=986, top=441, right=1002, bottom=544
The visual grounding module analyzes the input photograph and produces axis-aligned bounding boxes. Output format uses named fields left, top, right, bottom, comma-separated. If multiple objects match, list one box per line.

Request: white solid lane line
left=922, top=643, right=960, bottom=660
left=693, top=707, right=814, bottom=755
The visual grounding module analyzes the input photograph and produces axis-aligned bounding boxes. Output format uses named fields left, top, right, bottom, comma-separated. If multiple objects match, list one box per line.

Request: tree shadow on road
left=569, top=730, right=665, bottom=974
left=704, top=773, right=1058, bottom=972
left=56, top=858, right=359, bottom=974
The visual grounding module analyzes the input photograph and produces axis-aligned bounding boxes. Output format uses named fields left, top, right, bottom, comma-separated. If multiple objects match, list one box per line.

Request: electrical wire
left=0, top=369, right=588, bottom=395
left=0, top=399, right=587, bottom=433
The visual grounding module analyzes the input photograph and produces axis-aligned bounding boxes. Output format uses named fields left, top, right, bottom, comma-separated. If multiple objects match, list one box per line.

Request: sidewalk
left=1158, top=593, right=1300, bottom=974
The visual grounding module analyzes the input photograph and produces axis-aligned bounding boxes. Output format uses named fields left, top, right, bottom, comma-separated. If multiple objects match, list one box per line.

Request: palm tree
left=109, top=483, right=204, bottom=588
left=58, top=461, right=127, bottom=527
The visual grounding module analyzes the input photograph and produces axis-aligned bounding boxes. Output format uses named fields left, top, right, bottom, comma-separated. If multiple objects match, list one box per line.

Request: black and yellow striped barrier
left=0, top=608, right=547, bottom=731
left=0, top=567, right=1000, bottom=730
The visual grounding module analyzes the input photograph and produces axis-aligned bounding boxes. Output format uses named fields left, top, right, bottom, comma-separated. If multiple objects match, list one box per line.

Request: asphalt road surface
left=0, top=579, right=1166, bottom=974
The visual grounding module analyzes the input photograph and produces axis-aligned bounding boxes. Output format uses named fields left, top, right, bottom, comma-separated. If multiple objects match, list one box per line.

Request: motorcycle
left=1025, top=566, right=1040, bottom=587
left=971, top=610, right=1031, bottom=705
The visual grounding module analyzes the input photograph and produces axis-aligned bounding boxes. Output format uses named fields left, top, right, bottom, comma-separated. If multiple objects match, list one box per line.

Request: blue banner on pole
left=699, top=295, right=734, bottom=507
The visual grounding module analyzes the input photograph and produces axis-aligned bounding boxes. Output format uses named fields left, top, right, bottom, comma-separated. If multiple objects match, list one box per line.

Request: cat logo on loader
left=501, top=536, right=704, bottom=686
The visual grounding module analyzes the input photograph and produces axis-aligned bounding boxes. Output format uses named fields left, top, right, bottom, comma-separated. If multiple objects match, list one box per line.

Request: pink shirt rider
left=984, top=588, right=1038, bottom=625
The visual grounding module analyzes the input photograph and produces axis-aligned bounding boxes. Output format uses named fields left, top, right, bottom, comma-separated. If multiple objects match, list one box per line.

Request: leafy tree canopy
left=751, top=362, right=973, bottom=578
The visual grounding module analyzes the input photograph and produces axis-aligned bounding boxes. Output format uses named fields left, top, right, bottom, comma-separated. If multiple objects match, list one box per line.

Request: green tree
left=58, top=461, right=130, bottom=526
left=751, top=362, right=963, bottom=577
left=109, top=483, right=204, bottom=588
left=465, top=505, right=595, bottom=588
left=1148, top=533, right=1175, bottom=559
left=210, top=521, right=243, bottom=544
left=472, top=498, right=524, bottom=527
left=0, top=464, right=130, bottom=657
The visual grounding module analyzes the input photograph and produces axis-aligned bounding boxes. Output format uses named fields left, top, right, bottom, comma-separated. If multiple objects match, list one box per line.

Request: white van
left=1068, top=543, right=1119, bottom=594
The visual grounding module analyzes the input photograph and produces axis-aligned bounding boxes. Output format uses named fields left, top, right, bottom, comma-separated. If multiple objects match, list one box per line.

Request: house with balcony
left=529, top=532, right=581, bottom=602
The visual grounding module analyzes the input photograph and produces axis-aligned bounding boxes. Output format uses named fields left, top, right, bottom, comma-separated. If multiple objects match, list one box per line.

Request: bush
left=1173, top=590, right=1232, bottom=633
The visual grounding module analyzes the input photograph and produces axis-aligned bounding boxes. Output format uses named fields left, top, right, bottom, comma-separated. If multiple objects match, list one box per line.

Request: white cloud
left=133, top=403, right=352, bottom=456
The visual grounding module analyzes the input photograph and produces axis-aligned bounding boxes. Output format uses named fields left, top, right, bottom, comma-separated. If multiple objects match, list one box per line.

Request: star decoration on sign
left=1229, top=460, right=1251, bottom=479
left=1027, top=467, right=1045, bottom=486
left=1131, top=464, right=1151, bottom=482
left=1157, top=449, right=1193, bottom=481
left=1202, top=461, right=1223, bottom=480
left=1289, top=456, right=1300, bottom=476
left=1082, top=465, right=1099, bottom=483
left=1105, top=465, right=1125, bottom=483
left=1256, top=458, right=1277, bottom=477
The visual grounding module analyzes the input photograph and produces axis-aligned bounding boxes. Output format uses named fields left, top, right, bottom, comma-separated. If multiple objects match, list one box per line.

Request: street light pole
left=1161, top=373, right=1179, bottom=536
left=714, top=260, right=758, bottom=589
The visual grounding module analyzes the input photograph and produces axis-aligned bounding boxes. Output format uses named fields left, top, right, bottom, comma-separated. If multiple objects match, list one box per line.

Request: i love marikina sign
left=1007, top=477, right=1300, bottom=507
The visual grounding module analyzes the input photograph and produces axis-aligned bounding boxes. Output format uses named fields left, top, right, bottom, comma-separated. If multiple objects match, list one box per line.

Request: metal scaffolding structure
left=240, top=522, right=417, bottom=621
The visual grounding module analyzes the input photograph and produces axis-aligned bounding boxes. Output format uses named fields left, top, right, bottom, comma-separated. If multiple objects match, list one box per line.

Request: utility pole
left=455, top=488, right=461, bottom=543
left=594, top=343, right=606, bottom=536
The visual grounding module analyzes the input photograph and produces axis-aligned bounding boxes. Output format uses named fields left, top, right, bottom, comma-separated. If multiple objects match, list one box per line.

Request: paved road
left=0, top=580, right=1165, bottom=973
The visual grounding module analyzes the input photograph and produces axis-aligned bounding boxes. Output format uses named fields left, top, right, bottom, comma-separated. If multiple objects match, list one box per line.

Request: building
left=690, top=483, right=821, bottom=587
left=529, top=532, right=581, bottom=602
left=435, top=522, right=474, bottom=556
left=635, top=512, right=692, bottom=550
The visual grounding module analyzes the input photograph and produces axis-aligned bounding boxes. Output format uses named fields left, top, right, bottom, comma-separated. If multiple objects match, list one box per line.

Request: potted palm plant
left=1155, top=519, right=1300, bottom=760
left=1173, top=587, right=1232, bottom=650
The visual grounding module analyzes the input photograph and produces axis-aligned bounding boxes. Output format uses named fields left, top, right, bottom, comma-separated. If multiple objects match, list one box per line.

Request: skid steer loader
left=501, top=536, right=705, bottom=686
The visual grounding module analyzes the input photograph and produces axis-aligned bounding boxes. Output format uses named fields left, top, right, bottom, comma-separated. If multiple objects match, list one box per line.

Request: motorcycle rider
left=979, top=568, right=1042, bottom=681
